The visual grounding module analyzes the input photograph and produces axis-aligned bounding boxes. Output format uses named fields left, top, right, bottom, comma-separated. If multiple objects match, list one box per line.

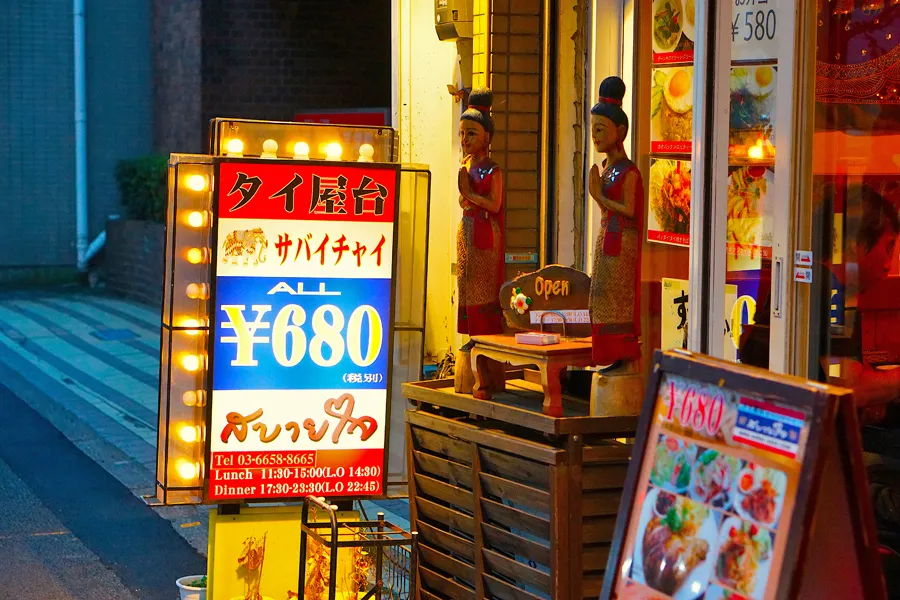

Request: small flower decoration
left=509, top=287, right=532, bottom=315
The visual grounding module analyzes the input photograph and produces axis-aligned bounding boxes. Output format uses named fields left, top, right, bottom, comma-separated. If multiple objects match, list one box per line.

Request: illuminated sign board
left=205, top=159, right=399, bottom=501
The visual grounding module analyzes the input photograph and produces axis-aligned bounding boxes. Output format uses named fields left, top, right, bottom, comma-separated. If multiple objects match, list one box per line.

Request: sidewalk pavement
left=0, top=287, right=410, bottom=556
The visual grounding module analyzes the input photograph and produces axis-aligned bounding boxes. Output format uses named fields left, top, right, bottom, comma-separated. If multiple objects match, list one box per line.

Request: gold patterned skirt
left=590, top=225, right=641, bottom=364
left=457, top=213, right=504, bottom=335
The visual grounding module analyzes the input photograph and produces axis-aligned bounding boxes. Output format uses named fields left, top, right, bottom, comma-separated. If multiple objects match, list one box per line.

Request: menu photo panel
left=601, top=350, right=885, bottom=600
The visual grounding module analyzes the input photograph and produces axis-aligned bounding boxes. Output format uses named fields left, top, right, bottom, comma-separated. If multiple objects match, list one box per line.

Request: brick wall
left=489, top=0, right=543, bottom=279
left=154, top=0, right=203, bottom=154
left=105, top=219, right=166, bottom=308
left=473, top=0, right=488, bottom=87
left=153, top=0, right=392, bottom=156
left=201, top=0, right=392, bottom=128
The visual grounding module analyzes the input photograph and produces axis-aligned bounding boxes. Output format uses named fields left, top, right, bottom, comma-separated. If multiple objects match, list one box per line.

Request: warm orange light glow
left=185, top=283, right=209, bottom=300
left=325, top=142, right=343, bottom=160
left=179, top=318, right=202, bottom=336
left=176, top=460, right=199, bottom=480
left=748, top=140, right=765, bottom=160
left=226, top=139, right=244, bottom=156
left=186, top=248, right=205, bottom=264
left=181, top=354, right=202, bottom=372
left=293, top=141, right=310, bottom=159
left=186, top=175, right=208, bottom=192
left=179, top=425, right=199, bottom=443
left=187, top=211, right=206, bottom=228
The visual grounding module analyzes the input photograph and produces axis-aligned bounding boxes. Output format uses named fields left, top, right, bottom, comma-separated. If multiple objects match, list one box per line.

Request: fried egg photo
left=663, top=68, right=693, bottom=114
left=747, top=66, right=775, bottom=98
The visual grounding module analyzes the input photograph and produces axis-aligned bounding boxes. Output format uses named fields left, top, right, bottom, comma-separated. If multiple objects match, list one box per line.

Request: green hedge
left=115, top=155, right=167, bottom=222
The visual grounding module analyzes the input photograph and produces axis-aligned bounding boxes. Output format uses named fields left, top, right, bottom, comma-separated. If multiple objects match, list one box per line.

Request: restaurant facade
left=396, top=0, right=900, bottom=385
left=392, top=1, right=900, bottom=598
left=149, top=2, right=900, bottom=598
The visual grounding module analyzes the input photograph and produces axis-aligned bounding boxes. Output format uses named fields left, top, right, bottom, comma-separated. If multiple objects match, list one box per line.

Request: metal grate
left=355, top=500, right=412, bottom=599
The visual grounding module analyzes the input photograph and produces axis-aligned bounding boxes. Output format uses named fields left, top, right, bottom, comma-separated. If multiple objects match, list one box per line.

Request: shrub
left=115, top=155, right=168, bottom=222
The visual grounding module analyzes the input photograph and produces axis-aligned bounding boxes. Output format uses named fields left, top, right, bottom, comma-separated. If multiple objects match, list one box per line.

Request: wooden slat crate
left=403, top=372, right=639, bottom=600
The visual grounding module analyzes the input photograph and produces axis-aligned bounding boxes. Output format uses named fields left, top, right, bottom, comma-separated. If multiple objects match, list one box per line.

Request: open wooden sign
left=500, top=264, right=592, bottom=337
left=600, top=349, right=886, bottom=600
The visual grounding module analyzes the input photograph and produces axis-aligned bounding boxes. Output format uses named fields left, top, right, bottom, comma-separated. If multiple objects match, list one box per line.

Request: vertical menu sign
left=648, top=0, right=695, bottom=247
left=609, top=366, right=811, bottom=600
left=206, top=159, right=399, bottom=502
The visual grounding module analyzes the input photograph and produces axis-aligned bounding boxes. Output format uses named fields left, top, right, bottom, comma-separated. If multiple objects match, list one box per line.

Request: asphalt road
left=0, top=382, right=206, bottom=600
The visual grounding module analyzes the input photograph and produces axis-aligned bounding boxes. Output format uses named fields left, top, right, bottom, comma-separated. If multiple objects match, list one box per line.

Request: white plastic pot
left=176, top=575, right=207, bottom=600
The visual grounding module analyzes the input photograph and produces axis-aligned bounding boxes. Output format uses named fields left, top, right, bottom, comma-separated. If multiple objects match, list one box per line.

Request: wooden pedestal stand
left=589, top=359, right=645, bottom=417
left=403, top=372, right=638, bottom=600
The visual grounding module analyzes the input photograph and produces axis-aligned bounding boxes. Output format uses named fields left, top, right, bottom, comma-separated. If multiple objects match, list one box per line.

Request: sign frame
left=600, top=348, right=885, bottom=600
left=203, top=156, right=402, bottom=504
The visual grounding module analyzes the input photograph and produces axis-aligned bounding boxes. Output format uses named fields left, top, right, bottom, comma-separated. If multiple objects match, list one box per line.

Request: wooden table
left=470, top=334, right=594, bottom=417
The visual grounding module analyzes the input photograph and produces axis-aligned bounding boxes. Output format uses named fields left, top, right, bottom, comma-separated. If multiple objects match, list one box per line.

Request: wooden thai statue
left=588, top=76, right=644, bottom=369
left=455, top=88, right=506, bottom=393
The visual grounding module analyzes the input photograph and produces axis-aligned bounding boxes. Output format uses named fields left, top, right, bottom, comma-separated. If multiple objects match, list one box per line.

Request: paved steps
left=0, top=287, right=411, bottom=554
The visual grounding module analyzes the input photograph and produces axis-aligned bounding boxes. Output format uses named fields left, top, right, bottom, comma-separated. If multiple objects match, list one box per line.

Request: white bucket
left=175, top=575, right=207, bottom=600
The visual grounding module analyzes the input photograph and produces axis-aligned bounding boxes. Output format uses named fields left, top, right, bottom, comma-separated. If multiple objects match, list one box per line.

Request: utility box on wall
left=435, top=0, right=472, bottom=40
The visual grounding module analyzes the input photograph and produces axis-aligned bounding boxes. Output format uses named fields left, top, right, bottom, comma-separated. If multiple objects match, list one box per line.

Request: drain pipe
left=74, top=0, right=90, bottom=271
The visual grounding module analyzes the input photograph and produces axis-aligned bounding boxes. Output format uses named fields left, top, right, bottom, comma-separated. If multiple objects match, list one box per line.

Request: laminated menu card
left=601, top=349, right=886, bottom=600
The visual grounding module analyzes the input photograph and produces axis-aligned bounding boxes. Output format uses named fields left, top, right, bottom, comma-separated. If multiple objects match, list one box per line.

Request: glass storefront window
left=813, top=14, right=900, bottom=420
left=691, top=0, right=786, bottom=372
left=654, top=0, right=786, bottom=369
left=808, top=1, right=900, bottom=589
left=724, top=4, right=783, bottom=370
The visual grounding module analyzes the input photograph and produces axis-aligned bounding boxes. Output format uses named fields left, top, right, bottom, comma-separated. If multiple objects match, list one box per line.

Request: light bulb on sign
left=358, top=143, right=375, bottom=162
left=187, top=211, right=207, bottom=228
left=180, top=317, right=201, bottom=336
left=185, top=248, right=206, bottom=264
left=186, top=283, right=209, bottom=300
left=186, top=174, right=208, bottom=192
left=182, top=390, right=206, bottom=407
left=176, top=460, right=199, bottom=480
left=293, top=142, right=310, bottom=160
left=181, top=353, right=203, bottom=372
left=261, top=138, right=279, bottom=159
left=226, top=138, right=244, bottom=157
left=325, top=142, right=343, bottom=161
left=179, top=425, right=199, bottom=443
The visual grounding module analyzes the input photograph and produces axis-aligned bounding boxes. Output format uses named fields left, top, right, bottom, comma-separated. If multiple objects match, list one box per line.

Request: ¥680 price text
left=665, top=382, right=726, bottom=437
left=220, top=304, right=383, bottom=369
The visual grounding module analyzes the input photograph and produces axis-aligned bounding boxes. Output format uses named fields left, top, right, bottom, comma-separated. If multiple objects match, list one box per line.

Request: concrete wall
left=87, top=0, right=154, bottom=237
left=398, top=0, right=464, bottom=358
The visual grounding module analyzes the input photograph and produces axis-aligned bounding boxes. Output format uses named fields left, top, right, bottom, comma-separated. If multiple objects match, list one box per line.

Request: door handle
left=773, top=257, right=783, bottom=318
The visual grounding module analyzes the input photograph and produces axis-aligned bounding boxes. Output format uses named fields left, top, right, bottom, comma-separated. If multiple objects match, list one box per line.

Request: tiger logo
left=221, top=228, right=268, bottom=266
